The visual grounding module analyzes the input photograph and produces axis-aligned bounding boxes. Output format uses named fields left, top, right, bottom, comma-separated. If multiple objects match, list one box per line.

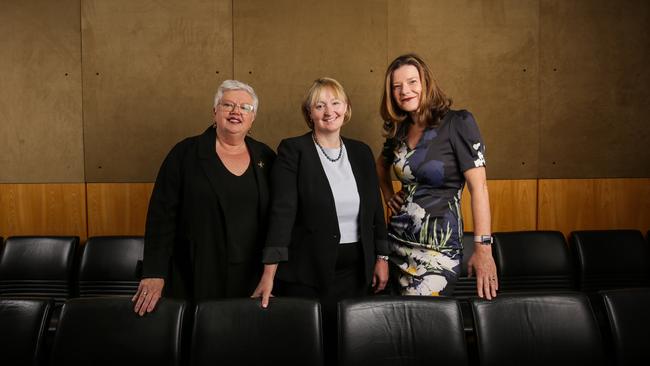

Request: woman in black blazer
left=252, top=77, right=389, bottom=362
left=132, top=80, right=275, bottom=316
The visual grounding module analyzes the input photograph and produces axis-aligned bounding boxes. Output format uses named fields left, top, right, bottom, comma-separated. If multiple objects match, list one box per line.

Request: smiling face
left=391, top=64, right=422, bottom=113
left=213, top=90, right=256, bottom=136
left=309, top=87, right=347, bottom=135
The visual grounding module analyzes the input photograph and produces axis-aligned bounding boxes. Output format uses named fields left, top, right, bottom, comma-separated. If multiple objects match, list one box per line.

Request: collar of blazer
left=300, top=132, right=368, bottom=210
left=197, top=126, right=270, bottom=220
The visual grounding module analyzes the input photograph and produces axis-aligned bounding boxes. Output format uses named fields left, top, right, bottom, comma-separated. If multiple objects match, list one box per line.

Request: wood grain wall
left=3, top=179, right=647, bottom=242
left=0, top=184, right=87, bottom=240
left=86, top=183, right=153, bottom=237
left=538, top=178, right=650, bottom=236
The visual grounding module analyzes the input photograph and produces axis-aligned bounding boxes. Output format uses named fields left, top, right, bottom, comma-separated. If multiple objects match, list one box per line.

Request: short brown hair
left=301, top=77, right=352, bottom=129
left=380, top=53, right=452, bottom=138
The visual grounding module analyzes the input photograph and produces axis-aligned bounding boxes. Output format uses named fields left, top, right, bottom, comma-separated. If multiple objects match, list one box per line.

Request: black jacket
left=262, top=132, right=388, bottom=289
left=142, top=126, right=276, bottom=300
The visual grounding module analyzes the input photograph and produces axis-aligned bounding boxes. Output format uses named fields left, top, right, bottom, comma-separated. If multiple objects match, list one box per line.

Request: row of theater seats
left=1, top=290, right=647, bottom=366
left=0, top=236, right=143, bottom=302
left=1, top=230, right=648, bottom=337
left=1, top=230, right=648, bottom=302
left=455, top=229, right=650, bottom=296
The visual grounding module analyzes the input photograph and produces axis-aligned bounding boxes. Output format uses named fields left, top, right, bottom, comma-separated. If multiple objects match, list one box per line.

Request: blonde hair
left=301, top=77, right=352, bottom=129
left=380, top=53, right=452, bottom=138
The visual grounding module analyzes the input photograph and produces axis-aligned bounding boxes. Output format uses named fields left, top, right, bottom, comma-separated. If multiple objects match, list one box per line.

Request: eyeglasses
left=218, top=101, right=255, bottom=114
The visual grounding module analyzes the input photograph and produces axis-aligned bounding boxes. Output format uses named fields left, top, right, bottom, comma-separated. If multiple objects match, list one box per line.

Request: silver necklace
left=312, top=133, right=343, bottom=162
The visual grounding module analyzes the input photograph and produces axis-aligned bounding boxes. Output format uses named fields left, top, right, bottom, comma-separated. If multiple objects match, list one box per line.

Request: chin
left=399, top=103, right=418, bottom=112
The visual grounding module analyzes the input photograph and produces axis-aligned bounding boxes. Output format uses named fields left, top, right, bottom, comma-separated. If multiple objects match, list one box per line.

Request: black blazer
left=262, top=132, right=388, bottom=289
left=143, top=126, right=276, bottom=300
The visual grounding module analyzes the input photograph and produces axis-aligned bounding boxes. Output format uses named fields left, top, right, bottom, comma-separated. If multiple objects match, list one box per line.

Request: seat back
left=493, top=231, right=576, bottom=292
left=191, top=297, right=323, bottom=366
left=338, top=296, right=468, bottom=366
left=600, top=288, right=650, bottom=366
left=453, top=232, right=481, bottom=297
left=0, top=298, right=52, bottom=365
left=471, top=293, right=605, bottom=366
left=78, top=236, right=144, bottom=297
left=0, top=236, right=79, bottom=302
left=50, top=297, right=186, bottom=366
left=570, top=230, right=650, bottom=291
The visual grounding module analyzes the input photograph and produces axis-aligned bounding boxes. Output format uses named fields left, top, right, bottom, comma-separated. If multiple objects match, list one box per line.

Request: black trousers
left=278, top=242, right=367, bottom=366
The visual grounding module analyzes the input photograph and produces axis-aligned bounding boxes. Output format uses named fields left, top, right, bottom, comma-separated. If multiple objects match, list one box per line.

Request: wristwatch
left=473, top=235, right=493, bottom=245
left=377, top=255, right=389, bottom=261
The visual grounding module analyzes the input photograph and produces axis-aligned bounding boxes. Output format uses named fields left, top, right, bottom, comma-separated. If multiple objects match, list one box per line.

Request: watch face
left=473, top=235, right=493, bottom=244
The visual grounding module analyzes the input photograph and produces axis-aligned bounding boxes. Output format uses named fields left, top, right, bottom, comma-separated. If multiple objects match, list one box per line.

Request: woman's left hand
left=372, top=259, right=389, bottom=293
left=467, top=245, right=498, bottom=300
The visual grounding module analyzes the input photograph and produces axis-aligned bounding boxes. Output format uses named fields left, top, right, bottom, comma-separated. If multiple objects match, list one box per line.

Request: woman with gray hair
left=133, top=80, right=276, bottom=315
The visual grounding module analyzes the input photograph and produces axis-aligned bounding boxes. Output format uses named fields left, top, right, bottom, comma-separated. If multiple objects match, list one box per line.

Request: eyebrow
left=221, top=99, right=252, bottom=104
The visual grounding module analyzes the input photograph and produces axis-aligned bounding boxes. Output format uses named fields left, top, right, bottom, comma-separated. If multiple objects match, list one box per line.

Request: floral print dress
left=387, top=110, right=486, bottom=296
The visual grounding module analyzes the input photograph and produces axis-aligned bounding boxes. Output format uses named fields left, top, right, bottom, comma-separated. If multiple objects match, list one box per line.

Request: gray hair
left=213, top=80, right=259, bottom=113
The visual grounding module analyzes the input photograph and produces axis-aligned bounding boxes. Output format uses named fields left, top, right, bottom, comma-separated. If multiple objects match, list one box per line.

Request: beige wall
left=1, top=0, right=648, bottom=183
left=0, top=0, right=84, bottom=182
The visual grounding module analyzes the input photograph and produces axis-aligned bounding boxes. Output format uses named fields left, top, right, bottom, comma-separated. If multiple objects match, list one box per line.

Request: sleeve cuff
left=375, top=239, right=390, bottom=256
left=262, top=246, right=289, bottom=263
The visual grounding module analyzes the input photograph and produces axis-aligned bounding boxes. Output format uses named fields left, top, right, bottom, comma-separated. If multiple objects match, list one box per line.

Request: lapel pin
left=257, top=161, right=264, bottom=168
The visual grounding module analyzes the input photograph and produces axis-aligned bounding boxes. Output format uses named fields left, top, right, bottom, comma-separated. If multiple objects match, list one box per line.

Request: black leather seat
left=0, top=236, right=79, bottom=302
left=338, top=296, right=468, bottom=366
left=600, top=288, right=650, bottom=366
left=570, top=230, right=650, bottom=291
left=0, top=298, right=52, bottom=366
left=493, top=231, right=576, bottom=292
left=78, top=236, right=144, bottom=297
left=50, top=297, right=186, bottom=366
left=191, top=297, right=323, bottom=366
left=471, top=293, right=605, bottom=366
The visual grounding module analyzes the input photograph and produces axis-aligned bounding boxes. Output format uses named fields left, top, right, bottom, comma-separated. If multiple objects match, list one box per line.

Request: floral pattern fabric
left=388, top=110, right=486, bottom=296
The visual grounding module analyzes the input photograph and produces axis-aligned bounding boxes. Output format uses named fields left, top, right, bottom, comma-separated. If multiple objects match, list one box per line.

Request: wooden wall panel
left=461, top=179, right=538, bottom=232
left=0, top=0, right=83, bottom=183
left=0, top=184, right=87, bottom=240
left=539, top=0, right=650, bottom=177
left=86, top=183, right=153, bottom=236
left=233, top=0, right=388, bottom=154
left=538, top=178, right=650, bottom=237
left=388, top=0, right=540, bottom=179
left=81, top=0, right=233, bottom=182
left=389, top=179, right=537, bottom=233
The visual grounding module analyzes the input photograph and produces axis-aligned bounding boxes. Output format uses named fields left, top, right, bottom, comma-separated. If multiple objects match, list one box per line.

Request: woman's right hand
left=387, top=190, right=405, bottom=213
left=132, top=278, right=164, bottom=316
left=251, top=263, right=278, bottom=308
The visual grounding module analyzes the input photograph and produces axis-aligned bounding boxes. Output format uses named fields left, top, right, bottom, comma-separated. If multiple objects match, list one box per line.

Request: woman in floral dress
left=376, top=54, right=498, bottom=299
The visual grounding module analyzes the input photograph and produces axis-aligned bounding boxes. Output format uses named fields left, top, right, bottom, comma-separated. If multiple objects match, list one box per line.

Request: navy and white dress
left=386, top=109, right=486, bottom=296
